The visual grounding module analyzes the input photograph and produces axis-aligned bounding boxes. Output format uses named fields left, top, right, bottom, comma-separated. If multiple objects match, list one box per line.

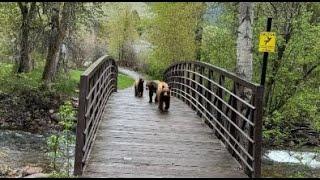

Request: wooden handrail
left=164, top=61, right=264, bottom=178
left=74, top=55, right=118, bottom=176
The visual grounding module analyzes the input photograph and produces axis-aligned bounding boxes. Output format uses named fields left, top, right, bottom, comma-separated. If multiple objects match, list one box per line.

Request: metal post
left=260, top=18, right=272, bottom=86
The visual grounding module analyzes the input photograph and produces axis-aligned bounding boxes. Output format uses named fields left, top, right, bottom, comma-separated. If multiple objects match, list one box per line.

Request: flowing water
left=262, top=148, right=320, bottom=178
left=0, top=129, right=75, bottom=177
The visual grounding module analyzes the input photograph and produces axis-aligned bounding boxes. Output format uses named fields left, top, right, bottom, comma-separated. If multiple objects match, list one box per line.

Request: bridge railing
left=74, top=55, right=118, bottom=176
left=164, top=61, right=264, bottom=178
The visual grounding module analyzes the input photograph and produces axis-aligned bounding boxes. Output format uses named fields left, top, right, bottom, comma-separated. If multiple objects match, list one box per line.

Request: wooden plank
left=85, top=162, right=245, bottom=178
left=83, top=87, right=248, bottom=178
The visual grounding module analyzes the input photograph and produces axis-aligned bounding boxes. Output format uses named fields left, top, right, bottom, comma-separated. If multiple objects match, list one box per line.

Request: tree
left=17, top=2, right=37, bottom=73
left=147, top=2, right=204, bottom=78
left=42, top=2, right=74, bottom=85
left=236, top=2, right=254, bottom=81
left=194, top=2, right=207, bottom=61
left=107, top=3, right=139, bottom=67
left=234, top=2, right=254, bottom=174
left=201, top=2, right=238, bottom=70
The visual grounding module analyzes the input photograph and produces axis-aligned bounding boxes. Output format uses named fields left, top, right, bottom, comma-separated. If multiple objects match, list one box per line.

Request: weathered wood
left=164, top=61, right=264, bottom=177
left=74, top=75, right=88, bottom=175
left=76, top=60, right=262, bottom=178
left=74, top=55, right=117, bottom=176
left=252, top=86, right=264, bottom=178
left=83, top=87, right=246, bottom=178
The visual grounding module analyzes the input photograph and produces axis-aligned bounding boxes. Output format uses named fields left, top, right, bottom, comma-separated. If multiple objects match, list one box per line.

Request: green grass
left=69, top=69, right=83, bottom=82
left=117, top=73, right=135, bottom=90
left=0, top=62, right=42, bottom=93
left=0, top=62, right=135, bottom=96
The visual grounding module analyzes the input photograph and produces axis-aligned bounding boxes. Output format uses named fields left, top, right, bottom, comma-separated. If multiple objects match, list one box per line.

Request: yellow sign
left=259, top=32, right=276, bottom=52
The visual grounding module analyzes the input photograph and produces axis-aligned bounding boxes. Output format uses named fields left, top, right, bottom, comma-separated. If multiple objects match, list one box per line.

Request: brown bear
left=146, top=80, right=160, bottom=103
left=156, top=81, right=171, bottom=111
left=134, top=78, right=144, bottom=97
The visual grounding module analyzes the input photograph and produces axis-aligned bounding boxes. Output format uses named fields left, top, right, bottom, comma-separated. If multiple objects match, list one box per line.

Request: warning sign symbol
left=259, top=32, right=276, bottom=53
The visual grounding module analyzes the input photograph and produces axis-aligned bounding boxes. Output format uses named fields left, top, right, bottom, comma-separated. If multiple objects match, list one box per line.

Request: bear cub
left=134, top=78, right=144, bottom=97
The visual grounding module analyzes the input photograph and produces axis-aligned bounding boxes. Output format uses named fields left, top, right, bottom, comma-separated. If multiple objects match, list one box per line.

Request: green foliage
left=252, top=3, right=320, bottom=144
left=58, top=101, right=76, bottom=130
left=0, top=2, right=20, bottom=60
left=201, top=25, right=236, bottom=70
left=204, top=2, right=320, bottom=146
left=47, top=101, right=76, bottom=177
left=107, top=3, right=139, bottom=63
left=47, top=135, right=63, bottom=172
left=52, top=70, right=83, bottom=97
left=201, top=3, right=237, bottom=71
left=0, top=62, right=82, bottom=97
left=0, top=62, right=42, bottom=93
left=146, top=2, right=205, bottom=78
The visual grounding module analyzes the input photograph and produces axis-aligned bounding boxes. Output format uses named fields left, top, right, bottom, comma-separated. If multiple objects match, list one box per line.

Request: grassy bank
left=0, top=62, right=135, bottom=95
left=0, top=62, right=134, bottom=133
left=117, top=73, right=135, bottom=90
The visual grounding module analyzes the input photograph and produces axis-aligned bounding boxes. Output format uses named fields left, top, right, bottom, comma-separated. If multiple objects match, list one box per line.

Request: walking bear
left=146, top=80, right=159, bottom=103
left=156, top=81, right=171, bottom=111
left=134, top=78, right=144, bottom=97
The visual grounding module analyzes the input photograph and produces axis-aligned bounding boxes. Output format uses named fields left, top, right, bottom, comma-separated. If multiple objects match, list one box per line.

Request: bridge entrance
left=73, top=55, right=264, bottom=178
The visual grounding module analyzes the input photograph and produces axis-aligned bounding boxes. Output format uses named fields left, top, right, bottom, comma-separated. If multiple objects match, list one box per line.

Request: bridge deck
left=83, top=83, right=247, bottom=177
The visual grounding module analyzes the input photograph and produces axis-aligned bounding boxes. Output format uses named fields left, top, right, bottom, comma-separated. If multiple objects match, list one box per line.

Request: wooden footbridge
left=73, top=55, right=264, bottom=178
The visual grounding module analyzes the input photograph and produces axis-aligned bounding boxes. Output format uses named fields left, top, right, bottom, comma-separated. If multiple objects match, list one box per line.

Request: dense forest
left=0, top=2, right=319, bottom=178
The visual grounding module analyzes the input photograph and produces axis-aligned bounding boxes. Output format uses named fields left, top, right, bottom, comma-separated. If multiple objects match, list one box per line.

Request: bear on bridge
left=156, top=81, right=171, bottom=112
left=146, top=80, right=171, bottom=111
left=146, top=80, right=159, bottom=103
left=134, top=78, right=144, bottom=97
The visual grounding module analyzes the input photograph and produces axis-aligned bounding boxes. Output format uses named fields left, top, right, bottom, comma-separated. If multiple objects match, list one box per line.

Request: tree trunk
left=236, top=2, right=254, bottom=81
left=42, top=3, right=73, bottom=85
left=235, top=2, right=254, bottom=174
left=195, top=2, right=206, bottom=61
left=17, top=2, right=36, bottom=73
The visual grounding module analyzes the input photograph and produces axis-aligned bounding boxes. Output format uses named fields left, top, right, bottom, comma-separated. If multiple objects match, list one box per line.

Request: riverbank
left=262, top=147, right=320, bottom=178
left=0, top=130, right=53, bottom=177
left=0, top=69, right=135, bottom=177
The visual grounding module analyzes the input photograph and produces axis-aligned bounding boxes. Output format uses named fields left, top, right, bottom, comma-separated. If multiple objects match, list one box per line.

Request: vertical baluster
left=180, top=64, right=182, bottom=96
left=228, top=82, right=238, bottom=157
left=187, top=63, right=191, bottom=107
left=183, top=63, right=187, bottom=103
left=113, top=60, right=118, bottom=92
left=197, top=66, right=203, bottom=117
left=206, top=69, right=213, bottom=127
left=215, top=75, right=224, bottom=140
left=191, top=63, right=196, bottom=110
left=177, top=64, right=181, bottom=99
left=74, top=75, right=89, bottom=176
left=174, top=65, right=178, bottom=99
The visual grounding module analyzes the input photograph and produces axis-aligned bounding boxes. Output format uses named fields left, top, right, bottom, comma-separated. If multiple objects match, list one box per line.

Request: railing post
left=216, top=75, right=225, bottom=140
left=206, top=69, right=213, bottom=124
left=192, top=63, right=197, bottom=111
left=174, top=65, right=179, bottom=99
left=183, top=63, right=187, bottom=103
left=179, top=64, right=182, bottom=100
left=74, top=75, right=89, bottom=176
left=113, top=61, right=118, bottom=92
left=197, top=66, right=203, bottom=117
left=186, top=63, right=191, bottom=107
left=253, top=86, right=264, bottom=178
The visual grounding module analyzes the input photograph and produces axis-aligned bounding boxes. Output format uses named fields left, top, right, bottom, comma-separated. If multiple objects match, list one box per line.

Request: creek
left=0, top=129, right=75, bottom=177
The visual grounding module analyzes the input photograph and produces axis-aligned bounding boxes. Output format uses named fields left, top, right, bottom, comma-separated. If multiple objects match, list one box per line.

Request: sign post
left=259, top=18, right=274, bottom=86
